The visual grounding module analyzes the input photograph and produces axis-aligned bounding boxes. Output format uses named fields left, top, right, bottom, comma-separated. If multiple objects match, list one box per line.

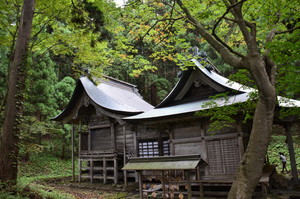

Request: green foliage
left=267, top=135, right=300, bottom=172
left=24, top=54, right=58, bottom=119
left=18, top=153, right=77, bottom=179
left=197, top=92, right=257, bottom=131
left=54, top=76, right=76, bottom=110
left=0, top=192, right=29, bottom=199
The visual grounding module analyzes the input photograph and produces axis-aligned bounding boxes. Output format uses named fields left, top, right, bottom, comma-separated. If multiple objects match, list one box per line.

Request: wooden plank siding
left=169, top=120, right=242, bottom=178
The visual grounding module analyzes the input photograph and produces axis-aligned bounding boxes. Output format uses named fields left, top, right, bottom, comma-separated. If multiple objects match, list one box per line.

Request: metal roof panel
left=122, top=155, right=202, bottom=170
left=125, top=93, right=250, bottom=120
left=81, top=77, right=154, bottom=113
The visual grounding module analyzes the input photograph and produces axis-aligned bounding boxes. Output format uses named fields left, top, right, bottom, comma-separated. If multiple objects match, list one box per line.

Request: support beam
left=71, top=124, right=75, bottom=182
left=123, top=125, right=127, bottom=186
left=111, top=123, right=116, bottom=149
left=103, top=157, right=107, bottom=184
left=138, top=171, right=143, bottom=199
left=162, top=171, right=166, bottom=199
left=285, top=123, right=298, bottom=185
left=185, top=170, right=192, bottom=199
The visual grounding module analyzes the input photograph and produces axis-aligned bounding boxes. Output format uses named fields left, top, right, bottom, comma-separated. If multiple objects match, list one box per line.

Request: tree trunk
left=0, top=0, right=35, bottom=185
left=175, top=1, right=278, bottom=197
left=228, top=58, right=276, bottom=198
left=228, top=97, right=275, bottom=198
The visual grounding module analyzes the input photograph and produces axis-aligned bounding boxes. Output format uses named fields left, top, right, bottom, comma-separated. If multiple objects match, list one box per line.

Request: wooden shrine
left=52, top=51, right=300, bottom=198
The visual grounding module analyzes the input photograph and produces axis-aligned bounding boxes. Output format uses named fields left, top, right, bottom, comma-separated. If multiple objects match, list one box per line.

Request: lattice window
left=138, top=139, right=170, bottom=157
left=163, top=140, right=171, bottom=156
left=139, top=141, right=159, bottom=157
left=207, top=137, right=240, bottom=175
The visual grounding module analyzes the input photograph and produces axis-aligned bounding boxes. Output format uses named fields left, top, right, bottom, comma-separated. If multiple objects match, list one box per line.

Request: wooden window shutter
left=207, top=137, right=240, bottom=175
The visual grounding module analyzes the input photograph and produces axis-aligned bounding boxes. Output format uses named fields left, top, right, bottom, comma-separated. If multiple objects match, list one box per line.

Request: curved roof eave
left=191, top=59, right=255, bottom=93
left=51, top=78, right=84, bottom=122
left=80, top=77, right=153, bottom=113
left=125, top=93, right=250, bottom=121
left=52, top=76, right=154, bottom=123
left=157, top=59, right=254, bottom=108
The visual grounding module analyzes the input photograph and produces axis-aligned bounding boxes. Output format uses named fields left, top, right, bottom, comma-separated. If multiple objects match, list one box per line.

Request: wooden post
left=185, top=170, right=192, bottom=199
left=114, top=157, right=118, bottom=184
left=285, top=123, right=298, bottom=185
left=162, top=171, right=166, bottom=199
left=138, top=171, right=143, bottom=199
left=88, top=130, right=91, bottom=153
left=90, top=159, right=93, bottom=183
left=170, top=127, right=175, bottom=155
left=78, top=158, right=81, bottom=183
left=200, top=182, right=204, bottom=198
left=133, top=131, right=138, bottom=182
left=103, top=157, right=107, bottom=184
left=71, top=124, right=75, bottom=182
left=123, top=125, right=127, bottom=186
left=111, top=123, right=116, bottom=149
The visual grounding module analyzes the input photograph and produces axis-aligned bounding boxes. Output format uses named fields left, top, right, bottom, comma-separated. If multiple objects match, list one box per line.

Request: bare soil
left=27, top=176, right=300, bottom=199
left=32, top=177, right=140, bottom=199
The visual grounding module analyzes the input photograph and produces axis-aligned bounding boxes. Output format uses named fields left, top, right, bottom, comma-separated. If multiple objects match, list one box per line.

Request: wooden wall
left=168, top=119, right=244, bottom=178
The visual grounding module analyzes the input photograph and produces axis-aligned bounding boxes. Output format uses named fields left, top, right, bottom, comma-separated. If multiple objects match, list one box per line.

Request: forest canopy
left=0, top=0, right=299, bottom=198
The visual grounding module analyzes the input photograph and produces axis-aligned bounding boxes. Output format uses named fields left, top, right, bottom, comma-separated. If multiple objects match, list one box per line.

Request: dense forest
left=0, top=0, right=299, bottom=198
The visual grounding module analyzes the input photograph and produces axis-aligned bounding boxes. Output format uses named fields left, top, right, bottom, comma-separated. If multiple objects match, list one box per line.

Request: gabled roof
left=52, top=76, right=154, bottom=123
left=125, top=58, right=300, bottom=121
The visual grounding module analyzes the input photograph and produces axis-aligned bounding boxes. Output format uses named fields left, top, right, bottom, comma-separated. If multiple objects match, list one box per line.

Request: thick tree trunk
left=176, top=0, right=278, bottom=198
left=228, top=58, right=276, bottom=199
left=228, top=98, right=275, bottom=198
left=0, top=0, right=35, bottom=185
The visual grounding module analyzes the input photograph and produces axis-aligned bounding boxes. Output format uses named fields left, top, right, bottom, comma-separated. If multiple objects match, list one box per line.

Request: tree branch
left=139, top=17, right=183, bottom=41
left=211, top=1, right=245, bottom=58
left=175, top=0, right=243, bottom=69
left=276, top=26, right=300, bottom=35
left=227, top=0, right=259, bottom=55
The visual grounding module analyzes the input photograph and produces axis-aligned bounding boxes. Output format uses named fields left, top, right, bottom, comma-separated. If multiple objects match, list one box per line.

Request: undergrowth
left=0, top=152, right=77, bottom=199
left=267, top=135, right=300, bottom=172
left=1, top=135, right=299, bottom=198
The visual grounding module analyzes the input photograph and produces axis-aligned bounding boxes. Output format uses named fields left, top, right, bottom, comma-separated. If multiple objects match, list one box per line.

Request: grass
left=12, top=152, right=77, bottom=199
left=267, top=135, right=300, bottom=172
left=1, top=135, right=299, bottom=198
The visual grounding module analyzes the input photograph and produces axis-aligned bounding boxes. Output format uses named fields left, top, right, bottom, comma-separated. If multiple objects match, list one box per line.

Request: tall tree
left=171, top=0, right=298, bottom=198
left=0, top=0, right=35, bottom=184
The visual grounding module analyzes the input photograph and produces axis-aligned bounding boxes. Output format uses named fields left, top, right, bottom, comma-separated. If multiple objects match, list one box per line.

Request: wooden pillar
left=111, top=123, right=116, bottom=149
left=103, top=157, right=107, bottom=184
left=285, top=123, right=298, bottom=185
left=114, top=157, right=118, bottom=184
left=123, top=125, right=127, bottom=186
left=133, top=131, right=138, bottom=182
left=90, top=159, right=93, bottom=183
left=71, top=124, right=75, bottom=182
left=170, top=127, right=175, bottom=155
left=185, top=170, right=192, bottom=199
left=162, top=171, right=166, bottom=199
left=78, top=158, right=82, bottom=182
left=200, top=182, right=204, bottom=198
left=138, top=171, right=143, bottom=199
left=88, top=129, right=91, bottom=153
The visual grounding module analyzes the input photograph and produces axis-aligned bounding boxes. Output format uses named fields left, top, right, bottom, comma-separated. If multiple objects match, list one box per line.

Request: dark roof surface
left=125, top=58, right=300, bottom=121
left=52, top=76, right=153, bottom=123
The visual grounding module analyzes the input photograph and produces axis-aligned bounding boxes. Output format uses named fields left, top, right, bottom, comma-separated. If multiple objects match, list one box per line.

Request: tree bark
left=226, top=55, right=276, bottom=199
left=0, top=0, right=35, bottom=184
left=175, top=0, right=277, bottom=198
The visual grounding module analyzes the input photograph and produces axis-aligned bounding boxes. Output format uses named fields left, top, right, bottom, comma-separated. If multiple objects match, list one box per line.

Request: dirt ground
left=30, top=177, right=300, bottom=199
left=33, top=177, right=140, bottom=199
